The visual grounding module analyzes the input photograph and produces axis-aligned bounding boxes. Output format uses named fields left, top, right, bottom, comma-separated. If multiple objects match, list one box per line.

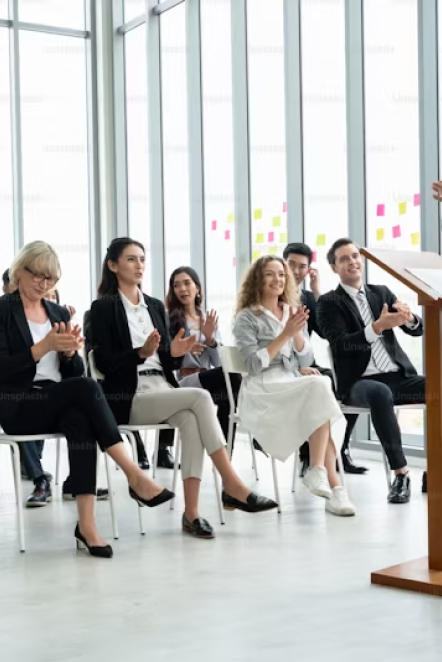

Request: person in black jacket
left=0, top=241, right=174, bottom=557
left=90, top=238, right=278, bottom=540
left=316, top=238, right=425, bottom=504
left=283, top=242, right=365, bottom=475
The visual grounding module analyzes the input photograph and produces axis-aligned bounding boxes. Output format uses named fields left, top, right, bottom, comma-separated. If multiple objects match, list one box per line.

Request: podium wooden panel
left=361, top=248, right=442, bottom=595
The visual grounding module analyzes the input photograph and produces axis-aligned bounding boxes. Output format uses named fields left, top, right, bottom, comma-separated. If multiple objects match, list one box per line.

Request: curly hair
left=236, top=255, right=299, bottom=314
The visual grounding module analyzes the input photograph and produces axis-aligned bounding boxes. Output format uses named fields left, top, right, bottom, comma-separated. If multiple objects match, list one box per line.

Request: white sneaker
left=303, top=466, right=332, bottom=499
left=325, top=487, right=356, bottom=517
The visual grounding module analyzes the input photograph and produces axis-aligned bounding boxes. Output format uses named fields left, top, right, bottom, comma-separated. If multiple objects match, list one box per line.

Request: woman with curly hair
left=233, top=256, right=355, bottom=517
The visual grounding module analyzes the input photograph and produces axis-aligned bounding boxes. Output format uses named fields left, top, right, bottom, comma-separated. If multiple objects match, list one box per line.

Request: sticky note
left=316, top=234, right=326, bottom=247
left=399, top=202, right=407, bottom=215
left=268, top=232, right=274, bottom=243
left=377, top=204, right=385, bottom=217
left=376, top=228, right=385, bottom=241
left=252, top=249, right=261, bottom=261
left=269, top=246, right=278, bottom=255
left=392, top=225, right=401, bottom=238
left=228, top=213, right=235, bottom=224
left=312, top=251, right=317, bottom=263
left=283, top=201, right=287, bottom=213
left=232, top=257, right=236, bottom=267
left=211, top=220, right=217, bottom=231
left=411, top=232, right=419, bottom=246
left=280, top=232, right=287, bottom=243
left=253, top=209, right=262, bottom=220
left=224, top=230, right=230, bottom=240
left=256, top=233, right=264, bottom=244
left=413, top=194, right=420, bottom=207
left=272, top=216, right=281, bottom=227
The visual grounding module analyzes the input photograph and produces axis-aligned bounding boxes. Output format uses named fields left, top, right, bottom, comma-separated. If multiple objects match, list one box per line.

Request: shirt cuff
left=256, top=347, right=270, bottom=369
left=365, top=324, right=380, bottom=343
left=405, top=315, right=419, bottom=330
left=294, top=337, right=311, bottom=357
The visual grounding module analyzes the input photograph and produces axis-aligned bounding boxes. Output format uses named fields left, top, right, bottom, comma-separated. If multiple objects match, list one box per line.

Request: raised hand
left=373, top=303, right=409, bottom=334
left=392, top=301, right=414, bottom=323
left=139, top=330, right=161, bottom=359
left=308, top=267, right=321, bottom=300
left=432, top=181, right=442, bottom=202
left=43, top=323, right=79, bottom=354
left=63, top=322, right=85, bottom=357
left=190, top=342, right=206, bottom=357
left=283, top=305, right=309, bottom=340
left=200, top=309, right=218, bottom=344
left=170, top=328, right=198, bottom=357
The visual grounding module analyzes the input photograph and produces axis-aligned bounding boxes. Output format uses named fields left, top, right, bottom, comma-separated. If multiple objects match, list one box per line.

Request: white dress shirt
left=119, top=289, right=163, bottom=374
left=28, top=319, right=62, bottom=383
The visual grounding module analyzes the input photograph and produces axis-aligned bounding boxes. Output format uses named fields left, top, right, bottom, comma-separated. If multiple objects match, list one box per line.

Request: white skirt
left=238, top=367, right=343, bottom=462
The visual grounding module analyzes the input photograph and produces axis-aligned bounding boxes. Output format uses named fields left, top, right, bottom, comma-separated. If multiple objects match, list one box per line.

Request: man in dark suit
left=316, top=238, right=425, bottom=504
left=283, top=242, right=365, bottom=475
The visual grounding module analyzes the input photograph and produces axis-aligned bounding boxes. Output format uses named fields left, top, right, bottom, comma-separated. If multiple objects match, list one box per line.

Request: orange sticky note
left=399, top=202, right=407, bottom=215
left=376, top=228, right=385, bottom=241
left=411, top=232, right=419, bottom=246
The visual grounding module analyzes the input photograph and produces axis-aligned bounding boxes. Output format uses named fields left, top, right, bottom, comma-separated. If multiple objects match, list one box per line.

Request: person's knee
left=77, top=377, right=103, bottom=401
left=194, top=388, right=213, bottom=408
left=365, top=382, right=393, bottom=406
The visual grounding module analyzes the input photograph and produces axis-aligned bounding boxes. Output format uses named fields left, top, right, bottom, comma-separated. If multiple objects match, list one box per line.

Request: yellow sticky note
left=253, top=209, right=262, bottom=220
left=399, top=202, right=407, bottom=215
left=269, top=246, right=278, bottom=255
left=272, top=216, right=281, bottom=227
left=316, top=234, right=326, bottom=247
left=376, top=228, right=385, bottom=241
left=227, top=213, right=235, bottom=224
left=411, top=232, right=420, bottom=246
left=280, top=232, right=287, bottom=243
left=256, top=233, right=264, bottom=244
left=252, top=249, right=261, bottom=261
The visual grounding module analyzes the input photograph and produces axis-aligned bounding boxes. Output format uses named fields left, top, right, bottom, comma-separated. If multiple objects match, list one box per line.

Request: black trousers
left=3, top=378, right=122, bottom=495
left=344, top=372, right=425, bottom=470
left=159, top=368, right=241, bottom=450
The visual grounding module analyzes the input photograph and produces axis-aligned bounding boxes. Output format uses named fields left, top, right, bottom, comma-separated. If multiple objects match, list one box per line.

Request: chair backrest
left=326, top=345, right=338, bottom=392
left=88, top=350, right=104, bottom=382
left=220, top=346, right=248, bottom=414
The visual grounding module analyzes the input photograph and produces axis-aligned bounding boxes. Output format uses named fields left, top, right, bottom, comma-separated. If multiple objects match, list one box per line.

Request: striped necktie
left=356, top=290, right=394, bottom=372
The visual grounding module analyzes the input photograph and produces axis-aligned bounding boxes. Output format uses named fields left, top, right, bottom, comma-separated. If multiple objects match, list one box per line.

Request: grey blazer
left=233, top=306, right=314, bottom=377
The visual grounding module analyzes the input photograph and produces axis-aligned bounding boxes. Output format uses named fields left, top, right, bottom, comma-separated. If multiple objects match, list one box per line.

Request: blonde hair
left=9, top=241, right=61, bottom=288
left=236, top=255, right=299, bottom=314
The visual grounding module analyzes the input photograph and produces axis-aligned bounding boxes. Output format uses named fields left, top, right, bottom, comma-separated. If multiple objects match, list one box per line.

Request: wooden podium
left=361, top=248, right=442, bottom=596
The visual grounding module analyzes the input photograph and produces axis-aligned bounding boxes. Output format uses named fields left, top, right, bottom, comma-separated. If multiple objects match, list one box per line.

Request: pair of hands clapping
left=138, top=328, right=201, bottom=359
left=282, top=305, right=309, bottom=341
left=44, top=322, right=84, bottom=358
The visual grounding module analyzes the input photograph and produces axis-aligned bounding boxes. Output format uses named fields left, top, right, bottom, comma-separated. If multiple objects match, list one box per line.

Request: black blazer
left=90, top=293, right=181, bottom=425
left=316, top=284, right=423, bottom=400
left=0, top=292, right=84, bottom=428
left=301, top=289, right=323, bottom=339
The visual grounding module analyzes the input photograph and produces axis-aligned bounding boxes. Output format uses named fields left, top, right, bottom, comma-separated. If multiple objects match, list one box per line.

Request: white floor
left=0, top=436, right=441, bottom=662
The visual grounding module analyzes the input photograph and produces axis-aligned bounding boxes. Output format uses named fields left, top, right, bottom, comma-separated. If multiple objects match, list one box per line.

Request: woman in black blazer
left=90, top=238, right=278, bottom=539
left=0, top=241, right=173, bottom=558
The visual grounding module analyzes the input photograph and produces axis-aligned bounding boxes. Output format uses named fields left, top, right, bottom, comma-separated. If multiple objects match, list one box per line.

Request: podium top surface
left=361, top=248, right=442, bottom=303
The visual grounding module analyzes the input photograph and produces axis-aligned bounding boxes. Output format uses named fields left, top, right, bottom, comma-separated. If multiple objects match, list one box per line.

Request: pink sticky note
left=414, top=193, right=420, bottom=206
left=312, top=251, right=317, bottom=263
left=283, top=201, right=287, bottom=213
left=392, top=225, right=401, bottom=239
left=232, top=257, right=236, bottom=267
left=268, top=231, right=274, bottom=243
left=211, top=220, right=217, bottom=230
left=377, top=204, right=385, bottom=217
left=224, top=230, right=230, bottom=240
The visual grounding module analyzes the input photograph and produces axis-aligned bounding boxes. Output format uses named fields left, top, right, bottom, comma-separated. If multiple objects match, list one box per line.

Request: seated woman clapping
left=0, top=241, right=173, bottom=558
left=89, top=238, right=278, bottom=539
left=233, top=256, right=355, bottom=517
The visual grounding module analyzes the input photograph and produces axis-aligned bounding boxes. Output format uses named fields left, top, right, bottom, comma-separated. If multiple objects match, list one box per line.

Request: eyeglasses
left=25, top=267, right=58, bottom=287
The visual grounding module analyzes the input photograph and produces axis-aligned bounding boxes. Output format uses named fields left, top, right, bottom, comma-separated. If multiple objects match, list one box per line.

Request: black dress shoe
left=422, top=471, right=427, bottom=494
left=26, top=477, right=52, bottom=508
left=252, top=439, right=269, bottom=458
left=74, top=524, right=113, bottom=558
left=129, top=486, right=175, bottom=508
left=138, top=457, right=150, bottom=470
left=341, top=451, right=368, bottom=474
left=222, top=491, right=278, bottom=513
left=157, top=448, right=175, bottom=469
left=388, top=473, right=411, bottom=504
left=182, top=514, right=215, bottom=539
left=299, top=457, right=309, bottom=478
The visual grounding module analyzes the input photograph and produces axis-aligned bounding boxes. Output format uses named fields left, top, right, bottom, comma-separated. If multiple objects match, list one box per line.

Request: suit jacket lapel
left=114, top=296, right=133, bottom=349
left=10, top=292, right=34, bottom=348
left=336, top=285, right=364, bottom=327
left=144, top=295, right=166, bottom=342
left=365, top=285, right=382, bottom=321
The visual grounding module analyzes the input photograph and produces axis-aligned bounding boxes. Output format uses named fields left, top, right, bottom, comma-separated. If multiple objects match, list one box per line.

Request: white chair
left=0, top=430, right=117, bottom=552
left=326, top=345, right=426, bottom=489
left=88, top=351, right=225, bottom=530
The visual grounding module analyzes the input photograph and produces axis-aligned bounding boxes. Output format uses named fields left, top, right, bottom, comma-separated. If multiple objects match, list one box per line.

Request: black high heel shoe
left=129, top=486, right=175, bottom=508
left=74, top=524, right=113, bottom=558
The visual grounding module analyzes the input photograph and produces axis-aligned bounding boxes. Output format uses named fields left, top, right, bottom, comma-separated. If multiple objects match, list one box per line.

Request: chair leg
left=170, top=431, right=181, bottom=511
left=11, top=442, right=25, bottom=552
left=55, top=438, right=61, bottom=486
left=336, top=451, right=347, bottom=491
left=292, top=453, right=299, bottom=493
left=226, top=418, right=234, bottom=459
left=123, top=431, right=144, bottom=534
left=213, top=467, right=225, bottom=525
left=104, top=452, right=119, bottom=540
left=248, top=432, right=259, bottom=481
left=153, top=429, right=160, bottom=479
left=381, top=447, right=392, bottom=490
left=271, top=458, right=281, bottom=513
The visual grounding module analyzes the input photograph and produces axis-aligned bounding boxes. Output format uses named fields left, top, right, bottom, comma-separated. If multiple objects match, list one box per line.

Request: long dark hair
left=166, top=266, right=203, bottom=339
left=97, top=237, right=145, bottom=298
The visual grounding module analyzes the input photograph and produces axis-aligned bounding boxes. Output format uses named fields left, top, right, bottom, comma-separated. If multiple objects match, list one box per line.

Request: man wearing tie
left=316, top=238, right=425, bottom=504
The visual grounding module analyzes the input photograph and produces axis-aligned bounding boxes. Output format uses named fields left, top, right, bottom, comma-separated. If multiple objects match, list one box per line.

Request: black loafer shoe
left=182, top=514, right=215, bottom=539
left=138, top=457, right=150, bottom=470
left=157, top=449, right=175, bottom=469
left=388, top=473, right=411, bottom=504
left=341, top=451, right=368, bottom=474
left=129, top=486, right=175, bottom=508
left=222, top=490, right=278, bottom=513
left=422, top=471, right=427, bottom=494
left=26, top=477, right=52, bottom=508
